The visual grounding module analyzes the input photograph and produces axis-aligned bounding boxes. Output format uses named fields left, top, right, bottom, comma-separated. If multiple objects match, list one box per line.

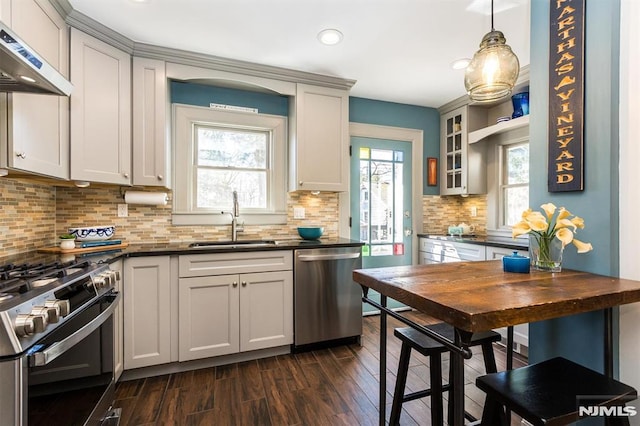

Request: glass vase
left=529, top=234, right=564, bottom=272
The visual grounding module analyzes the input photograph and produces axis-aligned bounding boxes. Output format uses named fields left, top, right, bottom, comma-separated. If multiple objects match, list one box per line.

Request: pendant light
left=464, top=0, right=520, bottom=102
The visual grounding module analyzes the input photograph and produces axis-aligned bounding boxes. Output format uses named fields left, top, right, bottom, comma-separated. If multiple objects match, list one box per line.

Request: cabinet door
left=178, top=275, right=240, bottom=361
left=132, top=57, right=169, bottom=188
left=290, top=84, right=349, bottom=191
left=486, top=246, right=528, bottom=260
left=110, top=259, right=124, bottom=381
left=123, top=256, right=171, bottom=369
left=70, top=28, right=131, bottom=185
left=0, top=0, right=69, bottom=178
left=440, top=107, right=467, bottom=195
left=240, top=271, right=293, bottom=351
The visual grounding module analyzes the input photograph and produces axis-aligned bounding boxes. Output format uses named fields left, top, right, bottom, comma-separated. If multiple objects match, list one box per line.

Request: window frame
left=172, top=103, right=287, bottom=225
left=498, top=141, right=530, bottom=229
left=485, top=129, right=529, bottom=239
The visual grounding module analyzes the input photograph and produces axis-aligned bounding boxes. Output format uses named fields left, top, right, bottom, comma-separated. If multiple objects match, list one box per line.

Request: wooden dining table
left=353, top=260, right=640, bottom=426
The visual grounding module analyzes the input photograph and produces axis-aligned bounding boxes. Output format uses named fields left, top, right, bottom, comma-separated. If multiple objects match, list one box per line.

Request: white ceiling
left=68, top=0, right=530, bottom=108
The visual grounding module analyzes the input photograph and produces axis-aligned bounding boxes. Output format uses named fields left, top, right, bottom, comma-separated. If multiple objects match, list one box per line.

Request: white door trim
left=341, top=122, right=423, bottom=265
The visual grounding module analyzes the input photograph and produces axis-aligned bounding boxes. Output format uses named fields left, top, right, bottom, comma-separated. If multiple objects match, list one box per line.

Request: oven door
left=27, top=291, right=121, bottom=426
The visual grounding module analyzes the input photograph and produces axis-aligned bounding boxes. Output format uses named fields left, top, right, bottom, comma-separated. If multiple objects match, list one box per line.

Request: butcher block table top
left=353, top=260, right=640, bottom=425
left=353, top=260, right=640, bottom=333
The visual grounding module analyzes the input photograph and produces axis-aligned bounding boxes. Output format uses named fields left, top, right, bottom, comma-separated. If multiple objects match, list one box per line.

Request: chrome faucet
left=222, top=190, right=244, bottom=241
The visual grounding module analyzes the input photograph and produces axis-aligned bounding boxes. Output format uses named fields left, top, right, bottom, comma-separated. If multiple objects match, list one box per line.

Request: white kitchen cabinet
left=289, top=84, right=349, bottom=192
left=418, top=237, right=485, bottom=264
left=132, top=57, right=170, bottom=188
left=123, top=256, right=172, bottom=370
left=0, top=0, right=69, bottom=179
left=178, top=251, right=293, bottom=362
left=439, top=105, right=486, bottom=195
left=485, top=246, right=528, bottom=260
left=110, top=259, right=124, bottom=381
left=70, top=28, right=131, bottom=185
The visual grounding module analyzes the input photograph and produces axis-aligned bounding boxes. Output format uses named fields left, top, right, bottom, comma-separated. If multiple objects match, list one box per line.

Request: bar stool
left=389, top=322, right=501, bottom=425
left=476, top=357, right=638, bottom=426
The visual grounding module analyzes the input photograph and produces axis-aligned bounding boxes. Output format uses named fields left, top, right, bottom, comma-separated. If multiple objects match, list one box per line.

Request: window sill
left=172, top=212, right=287, bottom=226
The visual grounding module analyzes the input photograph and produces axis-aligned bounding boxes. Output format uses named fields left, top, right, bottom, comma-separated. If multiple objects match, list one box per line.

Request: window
left=173, top=104, right=287, bottom=225
left=501, top=142, right=529, bottom=227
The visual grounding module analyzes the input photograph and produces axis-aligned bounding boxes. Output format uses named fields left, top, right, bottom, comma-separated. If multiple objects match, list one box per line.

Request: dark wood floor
left=114, top=311, right=527, bottom=425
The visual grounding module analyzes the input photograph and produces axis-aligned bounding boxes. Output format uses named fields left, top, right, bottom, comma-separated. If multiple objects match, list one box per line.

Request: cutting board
left=39, top=242, right=129, bottom=254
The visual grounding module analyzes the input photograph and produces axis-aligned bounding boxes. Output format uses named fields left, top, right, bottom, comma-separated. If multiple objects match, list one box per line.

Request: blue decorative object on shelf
left=502, top=251, right=530, bottom=273
left=511, top=92, right=529, bottom=119
left=68, top=225, right=115, bottom=241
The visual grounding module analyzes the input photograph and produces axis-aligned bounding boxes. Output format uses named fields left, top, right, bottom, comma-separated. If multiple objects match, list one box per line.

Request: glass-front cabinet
left=439, top=105, right=487, bottom=195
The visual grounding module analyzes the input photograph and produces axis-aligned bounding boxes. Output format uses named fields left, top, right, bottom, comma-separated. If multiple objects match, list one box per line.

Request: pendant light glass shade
left=464, top=29, right=520, bottom=102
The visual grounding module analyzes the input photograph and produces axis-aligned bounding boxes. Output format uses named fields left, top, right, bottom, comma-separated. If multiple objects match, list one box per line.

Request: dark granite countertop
left=4, top=238, right=364, bottom=266
left=417, top=234, right=528, bottom=250
left=124, top=238, right=364, bottom=257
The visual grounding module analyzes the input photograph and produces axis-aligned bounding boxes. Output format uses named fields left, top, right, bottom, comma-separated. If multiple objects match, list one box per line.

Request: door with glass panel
left=350, top=137, right=412, bottom=312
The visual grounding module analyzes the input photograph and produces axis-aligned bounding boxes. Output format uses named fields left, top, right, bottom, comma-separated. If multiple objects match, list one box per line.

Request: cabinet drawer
left=179, top=251, right=293, bottom=277
left=442, top=242, right=485, bottom=262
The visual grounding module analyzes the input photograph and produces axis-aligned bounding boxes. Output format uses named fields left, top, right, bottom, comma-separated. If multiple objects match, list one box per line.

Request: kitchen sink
left=188, top=240, right=278, bottom=249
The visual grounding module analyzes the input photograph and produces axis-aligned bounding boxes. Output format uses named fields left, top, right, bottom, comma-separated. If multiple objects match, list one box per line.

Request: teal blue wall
left=349, top=97, right=440, bottom=195
left=528, top=0, right=621, bottom=374
left=170, top=81, right=289, bottom=116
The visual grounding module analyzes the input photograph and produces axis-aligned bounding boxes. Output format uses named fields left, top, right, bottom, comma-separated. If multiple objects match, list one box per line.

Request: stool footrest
left=403, top=384, right=452, bottom=402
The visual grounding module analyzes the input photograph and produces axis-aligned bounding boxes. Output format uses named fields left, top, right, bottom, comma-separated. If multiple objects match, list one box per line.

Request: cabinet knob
left=233, top=282, right=238, bottom=287
left=299, top=181, right=303, bottom=186
left=15, top=152, right=26, bottom=159
left=242, top=281, right=247, bottom=287
left=157, top=175, right=163, bottom=180
left=123, top=173, right=129, bottom=178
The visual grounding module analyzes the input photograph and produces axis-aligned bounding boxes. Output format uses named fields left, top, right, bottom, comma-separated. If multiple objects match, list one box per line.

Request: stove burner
left=0, top=260, right=93, bottom=295
left=31, top=278, right=58, bottom=288
left=0, top=293, right=13, bottom=302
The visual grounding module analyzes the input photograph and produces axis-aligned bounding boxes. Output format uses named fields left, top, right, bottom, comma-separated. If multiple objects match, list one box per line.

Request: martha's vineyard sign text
left=548, top=0, right=585, bottom=192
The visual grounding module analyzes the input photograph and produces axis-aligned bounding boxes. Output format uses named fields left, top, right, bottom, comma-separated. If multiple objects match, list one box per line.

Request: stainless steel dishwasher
left=294, top=246, right=363, bottom=348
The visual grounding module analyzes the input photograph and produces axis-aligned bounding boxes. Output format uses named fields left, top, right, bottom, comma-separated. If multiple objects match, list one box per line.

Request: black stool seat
left=390, top=322, right=501, bottom=425
left=476, top=357, right=638, bottom=426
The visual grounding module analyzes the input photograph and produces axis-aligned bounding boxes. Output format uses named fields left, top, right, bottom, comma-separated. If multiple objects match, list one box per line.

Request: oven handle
left=297, top=252, right=361, bottom=261
left=28, top=292, right=121, bottom=367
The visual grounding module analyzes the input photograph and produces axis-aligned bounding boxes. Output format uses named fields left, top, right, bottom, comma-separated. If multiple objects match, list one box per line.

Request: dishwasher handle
left=297, top=252, right=361, bottom=262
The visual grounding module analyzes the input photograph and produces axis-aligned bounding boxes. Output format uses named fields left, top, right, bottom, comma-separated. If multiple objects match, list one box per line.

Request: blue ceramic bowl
left=297, top=227, right=324, bottom=240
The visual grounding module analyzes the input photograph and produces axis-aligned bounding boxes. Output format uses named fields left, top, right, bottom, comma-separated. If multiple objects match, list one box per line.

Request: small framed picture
left=427, top=157, right=438, bottom=186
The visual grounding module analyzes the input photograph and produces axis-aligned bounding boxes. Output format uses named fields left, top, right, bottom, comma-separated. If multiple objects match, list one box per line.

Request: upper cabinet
left=70, top=28, right=131, bottom=185
left=440, top=105, right=486, bottom=195
left=132, top=57, right=170, bottom=188
left=0, top=0, right=69, bottom=179
left=289, top=84, right=349, bottom=192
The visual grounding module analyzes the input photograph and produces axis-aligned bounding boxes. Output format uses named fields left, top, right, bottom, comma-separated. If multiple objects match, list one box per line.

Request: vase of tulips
left=512, top=203, right=593, bottom=272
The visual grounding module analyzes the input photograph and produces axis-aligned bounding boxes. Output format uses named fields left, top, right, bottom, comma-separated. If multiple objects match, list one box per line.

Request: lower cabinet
left=486, top=246, right=528, bottom=259
left=178, top=270, right=293, bottom=361
left=123, top=256, right=172, bottom=370
left=111, top=259, right=124, bottom=381
left=122, top=251, right=293, bottom=370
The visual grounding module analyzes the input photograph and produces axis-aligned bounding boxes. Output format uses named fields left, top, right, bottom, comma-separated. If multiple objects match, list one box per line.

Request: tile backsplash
left=422, top=194, right=487, bottom=235
left=1, top=178, right=488, bottom=257
left=0, top=179, right=56, bottom=255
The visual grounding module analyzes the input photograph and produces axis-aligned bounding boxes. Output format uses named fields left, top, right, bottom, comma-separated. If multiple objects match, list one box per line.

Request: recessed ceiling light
left=451, top=58, right=471, bottom=70
left=317, top=29, right=343, bottom=46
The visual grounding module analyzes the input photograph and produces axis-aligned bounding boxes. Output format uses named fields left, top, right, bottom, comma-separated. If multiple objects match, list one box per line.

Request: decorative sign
left=210, top=103, right=258, bottom=113
left=427, top=157, right=438, bottom=186
left=548, top=0, right=585, bottom=192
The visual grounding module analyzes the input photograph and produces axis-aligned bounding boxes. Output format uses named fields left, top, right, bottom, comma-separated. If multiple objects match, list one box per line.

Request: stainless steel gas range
left=0, top=256, right=122, bottom=426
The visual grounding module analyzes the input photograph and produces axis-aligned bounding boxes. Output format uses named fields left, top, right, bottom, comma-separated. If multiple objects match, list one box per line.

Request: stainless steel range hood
left=0, top=20, right=73, bottom=96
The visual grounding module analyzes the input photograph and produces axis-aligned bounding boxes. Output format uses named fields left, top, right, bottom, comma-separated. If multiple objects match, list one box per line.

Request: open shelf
left=468, top=114, right=529, bottom=144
